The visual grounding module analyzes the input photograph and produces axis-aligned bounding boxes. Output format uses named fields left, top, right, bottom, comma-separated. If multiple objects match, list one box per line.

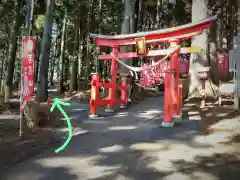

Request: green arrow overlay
left=50, top=98, right=72, bottom=153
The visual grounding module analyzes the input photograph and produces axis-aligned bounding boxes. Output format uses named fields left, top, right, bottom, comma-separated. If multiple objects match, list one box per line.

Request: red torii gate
left=89, top=15, right=217, bottom=127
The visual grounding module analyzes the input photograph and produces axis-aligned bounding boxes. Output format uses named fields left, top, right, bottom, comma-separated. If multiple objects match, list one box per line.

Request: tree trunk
left=186, top=0, right=218, bottom=99
left=84, top=2, right=92, bottom=82
left=4, top=0, right=21, bottom=103
left=156, top=0, right=162, bottom=29
left=78, top=26, right=83, bottom=91
left=68, top=14, right=80, bottom=95
left=36, top=0, right=55, bottom=102
left=134, top=0, right=140, bottom=31
left=59, top=12, right=67, bottom=93
left=34, top=37, right=41, bottom=85
left=0, top=51, right=4, bottom=94
left=138, top=0, right=144, bottom=32
left=227, top=0, right=235, bottom=49
left=119, top=0, right=135, bottom=75
left=49, top=41, right=57, bottom=86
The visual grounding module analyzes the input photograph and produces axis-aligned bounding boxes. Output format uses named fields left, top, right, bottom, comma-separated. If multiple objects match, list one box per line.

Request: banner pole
left=19, top=36, right=24, bottom=137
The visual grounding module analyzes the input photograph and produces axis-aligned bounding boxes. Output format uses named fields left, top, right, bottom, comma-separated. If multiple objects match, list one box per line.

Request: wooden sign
left=135, top=37, right=146, bottom=55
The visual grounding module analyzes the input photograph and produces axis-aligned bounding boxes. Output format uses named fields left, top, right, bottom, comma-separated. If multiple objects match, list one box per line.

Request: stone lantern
left=197, top=67, right=210, bottom=108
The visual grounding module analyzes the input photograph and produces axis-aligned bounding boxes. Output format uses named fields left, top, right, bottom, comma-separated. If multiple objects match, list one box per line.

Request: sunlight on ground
left=129, top=142, right=165, bottom=151
left=193, top=133, right=233, bottom=144
left=107, top=125, right=138, bottom=131
left=209, top=118, right=240, bottom=132
left=205, top=112, right=213, bottom=117
left=188, top=111, right=199, bottom=115
left=98, top=144, right=125, bottom=153
left=72, top=127, right=88, bottom=136
left=71, top=108, right=88, bottom=111
left=83, top=120, right=109, bottom=124
left=193, top=131, right=240, bottom=148
left=184, top=103, right=196, bottom=107
left=188, top=111, right=201, bottom=120
left=188, top=115, right=201, bottom=120
left=162, top=172, right=192, bottom=180
left=162, top=171, right=218, bottom=180
left=113, top=112, right=128, bottom=117
left=191, top=171, right=218, bottom=180
left=37, top=156, right=102, bottom=168
left=141, top=139, right=238, bottom=178
left=56, top=127, right=71, bottom=133
left=216, top=112, right=228, bottom=117
left=79, top=165, right=121, bottom=180
left=201, top=107, right=209, bottom=111
left=136, top=109, right=162, bottom=118
left=0, top=114, right=19, bottom=120
left=37, top=156, right=121, bottom=180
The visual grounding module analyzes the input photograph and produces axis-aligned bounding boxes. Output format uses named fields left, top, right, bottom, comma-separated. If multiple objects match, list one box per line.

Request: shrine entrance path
left=2, top=96, right=240, bottom=180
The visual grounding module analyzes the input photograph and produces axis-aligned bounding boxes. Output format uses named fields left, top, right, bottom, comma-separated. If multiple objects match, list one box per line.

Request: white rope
left=110, top=46, right=180, bottom=73
left=134, top=82, right=158, bottom=90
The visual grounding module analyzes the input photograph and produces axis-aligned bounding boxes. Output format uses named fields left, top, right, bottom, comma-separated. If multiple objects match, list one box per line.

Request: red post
left=162, top=61, right=174, bottom=127
left=106, top=47, right=119, bottom=113
left=120, top=75, right=128, bottom=108
left=169, top=39, right=182, bottom=123
left=89, top=73, right=100, bottom=118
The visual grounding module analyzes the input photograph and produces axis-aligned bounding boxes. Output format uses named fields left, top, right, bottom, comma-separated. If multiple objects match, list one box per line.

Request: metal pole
left=19, top=37, right=24, bottom=137
left=29, top=0, right=35, bottom=36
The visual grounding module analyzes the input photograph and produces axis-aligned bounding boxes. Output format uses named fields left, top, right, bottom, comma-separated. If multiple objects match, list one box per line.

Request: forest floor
left=0, top=88, right=152, bottom=175
left=0, top=90, right=90, bottom=175
left=0, top=90, right=239, bottom=177
left=1, top=93, right=240, bottom=180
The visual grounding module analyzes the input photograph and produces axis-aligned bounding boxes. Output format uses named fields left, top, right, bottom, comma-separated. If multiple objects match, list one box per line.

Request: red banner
left=218, top=53, right=229, bottom=72
left=180, top=58, right=189, bottom=73
left=21, top=37, right=36, bottom=106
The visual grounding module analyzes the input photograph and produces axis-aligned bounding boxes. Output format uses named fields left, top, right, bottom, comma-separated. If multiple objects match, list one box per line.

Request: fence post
left=120, top=74, right=128, bottom=108
left=105, top=47, right=119, bottom=113
left=89, top=73, right=100, bottom=118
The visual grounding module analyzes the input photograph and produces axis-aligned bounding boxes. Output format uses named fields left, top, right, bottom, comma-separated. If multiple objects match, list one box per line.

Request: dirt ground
left=0, top=90, right=239, bottom=176
left=0, top=98, right=63, bottom=174
left=0, top=89, right=150, bottom=174
left=182, top=97, right=240, bottom=134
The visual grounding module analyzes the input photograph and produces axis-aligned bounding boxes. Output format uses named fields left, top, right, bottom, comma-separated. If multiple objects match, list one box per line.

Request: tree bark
left=36, top=0, right=55, bottom=102
left=49, top=41, right=57, bottom=86
left=34, top=36, right=41, bottom=85
left=4, top=0, right=21, bottom=103
left=156, top=0, right=162, bottom=29
left=68, top=13, right=80, bottom=95
left=186, top=0, right=218, bottom=99
left=119, top=0, right=135, bottom=75
left=138, top=0, right=144, bottom=32
left=59, top=12, right=67, bottom=93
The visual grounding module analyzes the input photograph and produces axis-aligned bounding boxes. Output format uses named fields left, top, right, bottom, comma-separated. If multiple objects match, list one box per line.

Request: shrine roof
left=90, top=15, right=217, bottom=40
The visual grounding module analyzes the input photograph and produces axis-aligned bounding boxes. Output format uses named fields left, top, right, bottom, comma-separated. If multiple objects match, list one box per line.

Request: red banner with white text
left=21, top=37, right=36, bottom=109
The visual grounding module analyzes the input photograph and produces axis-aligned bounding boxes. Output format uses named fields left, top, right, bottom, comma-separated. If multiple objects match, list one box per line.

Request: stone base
left=161, top=121, right=174, bottom=128
left=105, top=108, right=115, bottom=113
left=120, top=104, right=127, bottom=109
